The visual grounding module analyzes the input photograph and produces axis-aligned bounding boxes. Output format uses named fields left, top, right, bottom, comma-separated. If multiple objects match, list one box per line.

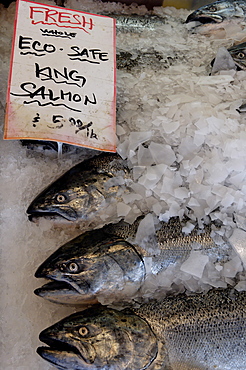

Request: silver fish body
left=37, top=288, right=246, bottom=370
left=112, top=14, right=166, bottom=32
left=27, top=153, right=130, bottom=222
left=34, top=217, right=232, bottom=305
left=186, top=0, right=246, bottom=24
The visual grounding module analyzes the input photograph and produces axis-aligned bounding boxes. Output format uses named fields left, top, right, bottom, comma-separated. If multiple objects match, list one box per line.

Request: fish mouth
left=186, top=13, right=223, bottom=24
left=37, top=335, right=90, bottom=369
left=27, top=210, right=62, bottom=222
left=34, top=280, right=98, bottom=305
left=27, top=208, right=77, bottom=222
left=35, top=280, right=79, bottom=296
left=35, top=281, right=81, bottom=303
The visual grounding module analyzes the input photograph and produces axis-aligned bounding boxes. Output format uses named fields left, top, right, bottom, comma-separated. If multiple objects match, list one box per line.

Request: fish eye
left=208, top=6, right=217, bottom=12
left=55, top=193, right=67, bottom=203
left=79, top=326, right=89, bottom=336
left=68, top=262, right=79, bottom=273
left=236, top=52, right=245, bottom=59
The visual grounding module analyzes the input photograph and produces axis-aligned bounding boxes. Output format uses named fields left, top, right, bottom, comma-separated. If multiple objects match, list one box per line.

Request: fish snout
left=186, top=10, right=202, bottom=23
left=35, top=263, right=48, bottom=278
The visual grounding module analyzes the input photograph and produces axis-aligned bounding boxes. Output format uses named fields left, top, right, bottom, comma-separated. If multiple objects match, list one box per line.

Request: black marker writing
left=32, top=112, right=40, bottom=127
left=69, top=117, right=92, bottom=134
left=19, top=35, right=56, bottom=56
left=31, top=113, right=99, bottom=139
left=87, top=128, right=98, bottom=139
left=40, top=28, right=77, bottom=39
left=52, top=115, right=63, bottom=123
left=47, top=114, right=64, bottom=128
left=11, top=82, right=97, bottom=112
left=67, top=46, right=109, bottom=64
left=23, top=100, right=81, bottom=112
left=35, top=63, right=86, bottom=88
left=69, top=118, right=98, bottom=138
left=32, top=113, right=40, bottom=123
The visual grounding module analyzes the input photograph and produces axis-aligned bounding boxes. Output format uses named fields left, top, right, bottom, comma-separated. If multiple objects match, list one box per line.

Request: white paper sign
left=4, top=0, right=116, bottom=152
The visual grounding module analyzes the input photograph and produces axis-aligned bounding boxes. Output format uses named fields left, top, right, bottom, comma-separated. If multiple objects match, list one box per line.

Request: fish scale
left=135, top=289, right=246, bottom=369
left=105, top=217, right=221, bottom=273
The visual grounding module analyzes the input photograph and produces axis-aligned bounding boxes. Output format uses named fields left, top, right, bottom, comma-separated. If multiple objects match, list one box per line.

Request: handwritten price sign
left=4, top=0, right=116, bottom=152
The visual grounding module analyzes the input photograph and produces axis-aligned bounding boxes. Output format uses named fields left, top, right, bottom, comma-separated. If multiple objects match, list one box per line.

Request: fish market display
left=27, top=153, right=130, bottom=223
left=1, top=0, right=246, bottom=369
left=38, top=288, right=246, bottom=370
left=25, top=3, right=246, bottom=230
left=34, top=216, right=237, bottom=305
left=186, top=0, right=246, bottom=24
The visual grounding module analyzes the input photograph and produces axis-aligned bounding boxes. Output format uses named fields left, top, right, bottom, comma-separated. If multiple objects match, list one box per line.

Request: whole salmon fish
left=34, top=217, right=234, bottom=305
left=37, top=288, right=246, bottom=370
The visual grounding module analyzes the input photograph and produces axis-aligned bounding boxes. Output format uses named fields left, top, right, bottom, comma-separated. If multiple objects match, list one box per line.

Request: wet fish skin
left=37, top=288, right=246, bottom=370
left=186, top=0, right=246, bottom=24
left=34, top=217, right=230, bottom=305
left=27, top=153, right=130, bottom=222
